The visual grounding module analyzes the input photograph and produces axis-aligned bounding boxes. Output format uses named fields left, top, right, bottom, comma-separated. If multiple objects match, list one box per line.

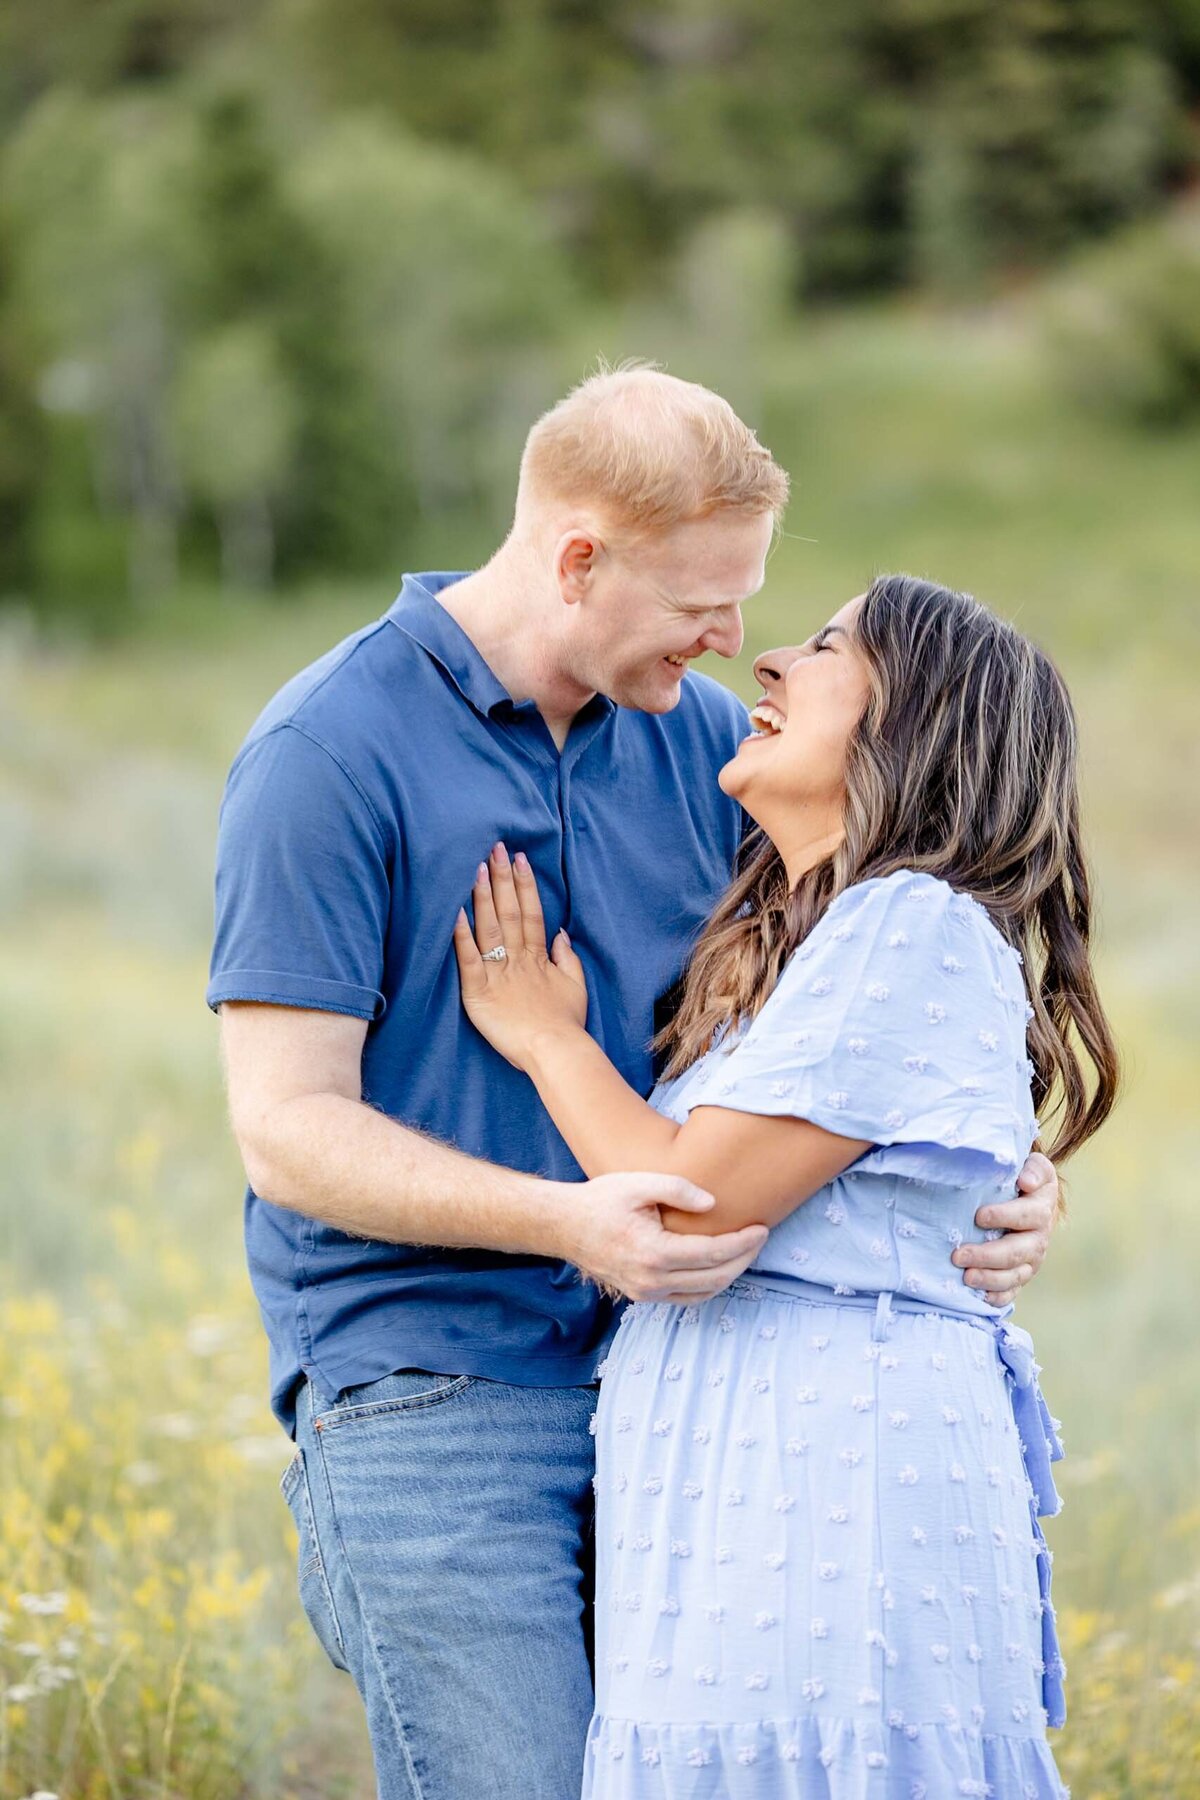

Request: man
left=209, top=367, right=1056, bottom=1798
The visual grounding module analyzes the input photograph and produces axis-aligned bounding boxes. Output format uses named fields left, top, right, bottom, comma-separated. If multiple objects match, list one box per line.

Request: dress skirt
left=582, top=1278, right=1066, bottom=1800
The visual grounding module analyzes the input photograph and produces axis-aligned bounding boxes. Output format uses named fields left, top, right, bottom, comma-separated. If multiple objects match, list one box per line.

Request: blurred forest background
left=1, top=2, right=1198, bottom=1797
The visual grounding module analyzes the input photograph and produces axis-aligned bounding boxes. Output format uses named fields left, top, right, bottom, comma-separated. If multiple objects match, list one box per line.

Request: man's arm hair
left=219, top=1000, right=571, bottom=1257
left=217, top=1000, right=772, bottom=1308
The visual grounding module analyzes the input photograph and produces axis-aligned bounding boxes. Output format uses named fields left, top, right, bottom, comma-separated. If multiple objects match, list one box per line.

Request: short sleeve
left=206, top=723, right=393, bottom=1021
left=686, top=871, right=1033, bottom=1175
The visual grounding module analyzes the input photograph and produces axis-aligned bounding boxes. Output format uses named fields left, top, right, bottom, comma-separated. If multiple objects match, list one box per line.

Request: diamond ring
left=481, top=946, right=508, bottom=963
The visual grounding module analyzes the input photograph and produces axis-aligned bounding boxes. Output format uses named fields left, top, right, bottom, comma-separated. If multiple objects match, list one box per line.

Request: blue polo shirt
left=208, top=571, right=750, bottom=1432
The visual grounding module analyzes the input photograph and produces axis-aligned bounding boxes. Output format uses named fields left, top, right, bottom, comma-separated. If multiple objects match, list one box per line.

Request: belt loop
left=872, top=1291, right=893, bottom=1343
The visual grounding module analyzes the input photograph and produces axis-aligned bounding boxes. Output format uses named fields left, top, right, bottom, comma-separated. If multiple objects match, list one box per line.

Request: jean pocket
left=280, top=1448, right=349, bottom=1673
left=312, top=1368, right=474, bottom=1431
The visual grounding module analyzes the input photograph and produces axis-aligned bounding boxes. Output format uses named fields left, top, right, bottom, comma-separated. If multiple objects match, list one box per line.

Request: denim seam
left=280, top=1450, right=302, bottom=1503
left=300, top=1449, right=348, bottom=1666
left=283, top=1444, right=348, bottom=1667
left=312, top=1375, right=474, bottom=1430
left=281, top=1461, right=312, bottom=1582
left=306, top=1381, right=428, bottom=1800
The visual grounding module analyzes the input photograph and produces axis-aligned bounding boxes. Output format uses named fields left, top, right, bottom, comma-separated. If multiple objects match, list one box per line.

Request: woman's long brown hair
left=657, top=574, right=1119, bottom=1166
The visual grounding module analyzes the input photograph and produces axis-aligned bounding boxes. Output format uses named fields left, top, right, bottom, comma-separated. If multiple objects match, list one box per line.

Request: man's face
left=559, top=510, right=775, bottom=712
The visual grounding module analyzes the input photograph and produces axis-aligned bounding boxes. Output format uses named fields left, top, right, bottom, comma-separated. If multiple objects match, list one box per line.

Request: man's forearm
left=241, top=1091, right=574, bottom=1259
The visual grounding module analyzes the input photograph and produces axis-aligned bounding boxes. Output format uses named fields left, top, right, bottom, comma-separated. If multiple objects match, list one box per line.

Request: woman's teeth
left=664, top=654, right=689, bottom=668
left=748, top=701, right=786, bottom=735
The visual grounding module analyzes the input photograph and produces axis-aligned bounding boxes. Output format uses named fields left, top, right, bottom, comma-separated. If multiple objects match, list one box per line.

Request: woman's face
left=719, top=596, right=871, bottom=835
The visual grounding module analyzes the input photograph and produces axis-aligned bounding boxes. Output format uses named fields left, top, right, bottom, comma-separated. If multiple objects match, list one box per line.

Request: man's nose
left=699, top=608, right=744, bottom=660
left=753, top=645, right=801, bottom=697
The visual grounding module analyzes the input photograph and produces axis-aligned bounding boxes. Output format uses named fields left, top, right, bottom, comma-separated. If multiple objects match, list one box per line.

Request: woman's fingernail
left=477, top=863, right=488, bottom=883
left=493, top=841, right=509, bottom=865
left=515, top=851, right=530, bottom=872
left=559, top=929, right=571, bottom=945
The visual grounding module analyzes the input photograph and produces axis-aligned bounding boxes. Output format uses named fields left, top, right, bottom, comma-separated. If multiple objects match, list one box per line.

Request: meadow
left=1, top=295, right=1198, bottom=1798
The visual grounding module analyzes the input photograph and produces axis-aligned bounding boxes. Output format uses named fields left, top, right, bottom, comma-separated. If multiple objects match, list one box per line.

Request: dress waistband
left=729, top=1271, right=1006, bottom=1325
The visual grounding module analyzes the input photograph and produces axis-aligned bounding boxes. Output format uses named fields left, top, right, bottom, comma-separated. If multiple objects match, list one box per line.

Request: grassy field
left=1, top=297, right=1198, bottom=1797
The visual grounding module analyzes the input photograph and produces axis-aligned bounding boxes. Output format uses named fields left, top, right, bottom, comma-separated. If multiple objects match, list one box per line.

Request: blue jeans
left=282, top=1369, right=599, bottom=1799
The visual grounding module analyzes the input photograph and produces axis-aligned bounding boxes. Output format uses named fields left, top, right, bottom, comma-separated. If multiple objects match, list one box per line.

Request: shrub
left=1044, top=202, right=1200, bottom=425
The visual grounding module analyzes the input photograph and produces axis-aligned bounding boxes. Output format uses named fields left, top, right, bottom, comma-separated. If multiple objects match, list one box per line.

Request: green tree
left=287, top=113, right=575, bottom=529
left=187, top=85, right=396, bottom=578
left=0, top=219, right=44, bottom=596
left=174, top=323, right=298, bottom=589
left=901, top=0, right=1177, bottom=289
left=281, top=0, right=1188, bottom=295
left=2, top=89, right=201, bottom=603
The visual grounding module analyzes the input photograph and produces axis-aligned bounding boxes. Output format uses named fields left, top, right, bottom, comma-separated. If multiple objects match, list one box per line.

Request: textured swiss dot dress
left=582, top=871, right=1066, bottom=1800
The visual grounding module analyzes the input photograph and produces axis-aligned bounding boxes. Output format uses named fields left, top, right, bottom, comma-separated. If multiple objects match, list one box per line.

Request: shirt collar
left=386, top=572, right=513, bottom=718
left=385, top=570, right=616, bottom=728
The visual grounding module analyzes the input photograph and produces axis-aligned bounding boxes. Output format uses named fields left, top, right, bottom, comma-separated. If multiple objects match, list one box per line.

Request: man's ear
left=555, top=530, right=600, bottom=606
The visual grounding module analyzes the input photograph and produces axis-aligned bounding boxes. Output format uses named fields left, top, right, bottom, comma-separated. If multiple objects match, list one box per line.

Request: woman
left=453, top=574, right=1117, bottom=1798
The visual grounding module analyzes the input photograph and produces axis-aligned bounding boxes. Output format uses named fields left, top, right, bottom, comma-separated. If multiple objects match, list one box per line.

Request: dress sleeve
left=206, top=723, right=393, bottom=1021
left=683, top=872, right=1034, bottom=1175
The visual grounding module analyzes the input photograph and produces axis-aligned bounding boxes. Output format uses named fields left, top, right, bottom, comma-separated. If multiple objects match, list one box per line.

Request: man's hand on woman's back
left=955, top=1150, right=1059, bottom=1307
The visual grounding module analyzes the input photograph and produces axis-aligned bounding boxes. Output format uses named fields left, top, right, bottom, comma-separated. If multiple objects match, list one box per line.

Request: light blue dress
left=582, top=872, right=1066, bottom=1799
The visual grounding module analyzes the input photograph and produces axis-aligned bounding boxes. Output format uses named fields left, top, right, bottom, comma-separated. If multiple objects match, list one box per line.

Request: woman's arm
left=455, top=851, right=1057, bottom=1303
left=454, top=851, right=869, bottom=1235
left=525, top=1025, right=869, bottom=1233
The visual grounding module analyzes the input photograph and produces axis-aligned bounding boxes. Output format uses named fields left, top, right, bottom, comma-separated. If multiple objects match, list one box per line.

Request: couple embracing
left=208, top=368, right=1116, bottom=1798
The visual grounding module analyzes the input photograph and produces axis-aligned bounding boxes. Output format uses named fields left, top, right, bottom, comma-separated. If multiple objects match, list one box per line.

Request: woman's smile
left=747, top=697, right=787, bottom=736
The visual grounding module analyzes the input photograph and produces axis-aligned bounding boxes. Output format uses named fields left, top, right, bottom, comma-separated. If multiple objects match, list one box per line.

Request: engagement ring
left=481, top=946, right=508, bottom=963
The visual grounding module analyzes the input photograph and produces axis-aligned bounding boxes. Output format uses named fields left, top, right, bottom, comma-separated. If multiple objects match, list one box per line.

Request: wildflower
left=17, top=1594, right=67, bottom=1617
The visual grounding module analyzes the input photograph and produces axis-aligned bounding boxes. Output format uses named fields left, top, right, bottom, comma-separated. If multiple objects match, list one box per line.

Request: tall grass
left=2, top=295, right=1198, bottom=1796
